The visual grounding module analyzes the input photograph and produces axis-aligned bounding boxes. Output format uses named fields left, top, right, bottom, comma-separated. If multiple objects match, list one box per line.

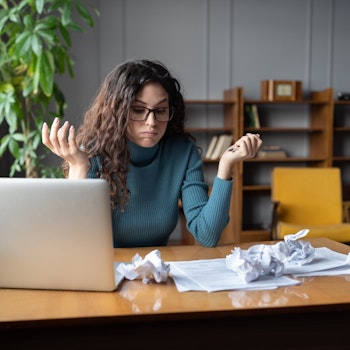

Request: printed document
left=169, top=258, right=300, bottom=292
left=169, top=247, right=350, bottom=292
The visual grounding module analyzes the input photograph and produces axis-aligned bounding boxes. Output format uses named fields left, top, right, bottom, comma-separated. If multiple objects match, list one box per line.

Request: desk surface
left=1, top=237, right=350, bottom=329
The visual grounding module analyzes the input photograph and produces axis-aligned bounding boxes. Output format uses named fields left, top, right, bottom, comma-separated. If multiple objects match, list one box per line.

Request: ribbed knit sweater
left=88, top=135, right=233, bottom=247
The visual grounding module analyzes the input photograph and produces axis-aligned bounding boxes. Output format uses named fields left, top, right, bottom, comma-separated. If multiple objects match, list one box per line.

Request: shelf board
left=185, top=99, right=235, bottom=105
left=334, top=126, right=350, bottom=132
left=185, top=127, right=232, bottom=133
left=247, top=157, right=326, bottom=162
left=243, top=185, right=271, bottom=191
left=334, top=100, right=350, bottom=105
left=245, top=127, right=323, bottom=133
left=333, top=156, right=350, bottom=162
left=244, top=99, right=328, bottom=105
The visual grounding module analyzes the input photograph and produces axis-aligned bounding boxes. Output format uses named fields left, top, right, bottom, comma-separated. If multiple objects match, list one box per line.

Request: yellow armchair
left=271, top=167, right=350, bottom=243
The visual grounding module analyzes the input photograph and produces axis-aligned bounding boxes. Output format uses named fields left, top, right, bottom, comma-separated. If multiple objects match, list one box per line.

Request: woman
left=42, top=59, right=262, bottom=247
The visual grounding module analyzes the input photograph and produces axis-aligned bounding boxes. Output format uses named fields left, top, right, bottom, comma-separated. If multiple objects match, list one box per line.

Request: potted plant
left=0, top=0, right=98, bottom=177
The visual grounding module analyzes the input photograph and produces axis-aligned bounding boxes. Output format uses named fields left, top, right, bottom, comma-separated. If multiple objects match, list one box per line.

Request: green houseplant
left=0, top=0, right=98, bottom=177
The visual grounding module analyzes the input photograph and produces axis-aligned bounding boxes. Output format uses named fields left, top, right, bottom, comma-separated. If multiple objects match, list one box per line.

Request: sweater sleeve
left=180, top=147, right=233, bottom=247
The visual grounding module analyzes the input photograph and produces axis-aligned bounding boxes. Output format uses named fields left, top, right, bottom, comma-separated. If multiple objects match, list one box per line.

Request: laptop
left=0, top=178, right=123, bottom=292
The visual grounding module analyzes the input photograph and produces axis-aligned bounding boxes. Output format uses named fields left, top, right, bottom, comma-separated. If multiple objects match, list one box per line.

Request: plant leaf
left=11, top=133, right=27, bottom=142
left=23, top=14, right=34, bottom=29
left=58, top=22, right=71, bottom=47
left=0, top=135, right=11, bottom=157
left=35, top=0, right=45, bottom=14
left=31, top=33, right=42, bottom=56
left=39, top=51, right=54, bottom=96
left=61, top=2, right=73, bottom=26
left=14, top=31, right=32, bottom=56
left=32, top=54, right=40, bottom=94
left=75, top=1, right=94, bottom=27
left=8, top=138, right=20, bottom=158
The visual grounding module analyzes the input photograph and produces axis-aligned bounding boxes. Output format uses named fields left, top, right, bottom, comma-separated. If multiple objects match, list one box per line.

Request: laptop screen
left=0, top=178, right=119, bottom=291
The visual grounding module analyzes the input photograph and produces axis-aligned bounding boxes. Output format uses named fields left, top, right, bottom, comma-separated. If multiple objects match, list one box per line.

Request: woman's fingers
left=42, top=119, right=89, bottom=176
left=233, top=133, right=261, bottom=158
left=245, top=133, right=262, bottom=155
left=218, top=133, right=262, bottom=179
left=46, top=118, right=61, bottom=151
left=41, top=122, right=51, bottom=149
left=56, top=121, right=71, bottom=154
left=42, top=118, right=77, bottom=158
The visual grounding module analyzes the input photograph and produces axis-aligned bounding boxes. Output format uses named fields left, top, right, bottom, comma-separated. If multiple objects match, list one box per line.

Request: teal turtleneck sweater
left=88, top=135, right=232, bottom=248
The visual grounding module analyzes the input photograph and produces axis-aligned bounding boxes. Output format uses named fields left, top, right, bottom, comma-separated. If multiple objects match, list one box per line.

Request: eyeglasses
left=129, top=106, right=174, bottom=122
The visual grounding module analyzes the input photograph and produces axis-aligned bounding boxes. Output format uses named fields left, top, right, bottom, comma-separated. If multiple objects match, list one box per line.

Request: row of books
left=245, top=104, right=260, bottom=128
left=205, top=134, right=233, bottom=160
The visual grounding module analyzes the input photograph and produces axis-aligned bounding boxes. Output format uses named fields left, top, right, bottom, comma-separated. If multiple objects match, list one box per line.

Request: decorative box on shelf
left=261, top=80, right=302, bottom=102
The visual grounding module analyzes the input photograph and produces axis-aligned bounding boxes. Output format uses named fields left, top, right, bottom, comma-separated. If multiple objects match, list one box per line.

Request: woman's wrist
left=217, top=165, right=233, bottom=181
left=68, top=162, right=89, bottom=179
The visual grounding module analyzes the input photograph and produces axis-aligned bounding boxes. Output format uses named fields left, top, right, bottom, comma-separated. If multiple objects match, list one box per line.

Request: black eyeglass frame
left=129, top=106, right=175, bottom=122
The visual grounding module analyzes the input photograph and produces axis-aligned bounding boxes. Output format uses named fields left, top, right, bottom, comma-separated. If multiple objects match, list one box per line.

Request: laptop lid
left=0, top=178, right=121, bottom=292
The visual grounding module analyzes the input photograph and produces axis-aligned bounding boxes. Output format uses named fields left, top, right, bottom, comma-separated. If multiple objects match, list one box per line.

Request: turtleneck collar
left=127, top=140, right=160, bottom=166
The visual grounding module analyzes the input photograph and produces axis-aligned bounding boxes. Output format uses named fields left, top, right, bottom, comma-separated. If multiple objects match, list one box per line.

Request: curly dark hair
left=63, top=59, right=190, bottom=209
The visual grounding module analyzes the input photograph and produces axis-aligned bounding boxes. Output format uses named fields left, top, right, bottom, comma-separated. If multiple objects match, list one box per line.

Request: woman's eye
left=131, top=107, right=145, bottom=114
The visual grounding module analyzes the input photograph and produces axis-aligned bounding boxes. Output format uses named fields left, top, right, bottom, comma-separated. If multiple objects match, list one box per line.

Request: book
left=245, top=104, right=260, bottom=128
left=257, top=150, right=287, bottom=158
left=251, top=104, right=260, bottom=128
left=260, top=145, right=282, bottom=150
left=244, top=104, right=255, bottom=128
left=210, top=134, right=233, bottom=160
left=205, top=136, right=219, bottom=159
left=257, top=145, right=287, bottom=158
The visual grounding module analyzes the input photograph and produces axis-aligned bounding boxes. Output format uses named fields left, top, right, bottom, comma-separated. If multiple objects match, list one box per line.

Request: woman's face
left=126, top=82, right=170, bottom=148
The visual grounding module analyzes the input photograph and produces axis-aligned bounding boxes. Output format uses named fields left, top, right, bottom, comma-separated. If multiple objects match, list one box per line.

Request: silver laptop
left=0, top=178, right=123, bottom=292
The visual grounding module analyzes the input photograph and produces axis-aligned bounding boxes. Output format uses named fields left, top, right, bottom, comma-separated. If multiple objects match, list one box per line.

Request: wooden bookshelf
left=181, top=87, right=349, bottom=245
left=237, top=88, right=333, bottom=243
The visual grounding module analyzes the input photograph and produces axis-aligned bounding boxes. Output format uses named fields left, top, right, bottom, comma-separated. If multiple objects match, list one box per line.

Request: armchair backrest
left=272, top=167, right=343, bottom=225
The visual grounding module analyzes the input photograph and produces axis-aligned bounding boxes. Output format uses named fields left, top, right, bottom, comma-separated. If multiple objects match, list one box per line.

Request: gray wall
left=55, top=0, right=350, bottom=240
left=59, top=0, right=350, bottom=128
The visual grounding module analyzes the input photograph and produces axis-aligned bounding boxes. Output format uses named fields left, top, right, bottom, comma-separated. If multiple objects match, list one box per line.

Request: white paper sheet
left=290, top=247, right=350, bottom=277
left=169, top=258, right=300, bottom=293
left=293, top=264, right=350, bottom=277
left=169, top=247, right=350, bottom=292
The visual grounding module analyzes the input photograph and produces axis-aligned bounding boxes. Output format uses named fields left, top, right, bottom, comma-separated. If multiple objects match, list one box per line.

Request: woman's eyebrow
left=133, top=98, right=168, bottom=106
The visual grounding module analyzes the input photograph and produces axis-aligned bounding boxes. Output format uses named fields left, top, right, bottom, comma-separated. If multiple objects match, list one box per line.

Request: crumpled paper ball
left=226, top=229, right=315, bottom=282
left=117, top=249, right=170, bottom=284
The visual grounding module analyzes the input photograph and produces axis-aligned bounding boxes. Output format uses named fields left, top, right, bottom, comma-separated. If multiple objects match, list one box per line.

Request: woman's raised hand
left=42, top=118, right=89, bottom=178
left=217, top=133, right=262, bottom=180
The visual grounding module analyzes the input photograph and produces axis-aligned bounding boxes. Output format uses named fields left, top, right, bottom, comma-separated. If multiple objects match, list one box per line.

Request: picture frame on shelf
left=261, top=80, right=302, bottom=102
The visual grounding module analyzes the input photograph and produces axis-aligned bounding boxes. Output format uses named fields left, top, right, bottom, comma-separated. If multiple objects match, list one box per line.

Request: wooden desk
left=1, top=238, right=350, bottom=349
